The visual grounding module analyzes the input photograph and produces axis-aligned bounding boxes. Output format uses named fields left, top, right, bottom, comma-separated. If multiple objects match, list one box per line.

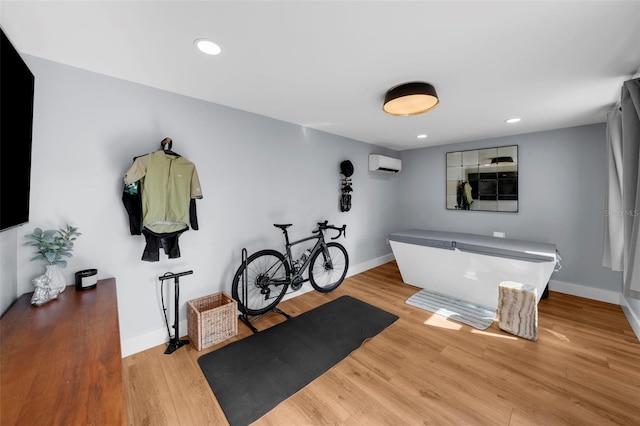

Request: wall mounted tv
left=1, top=27, right=34, bottom=231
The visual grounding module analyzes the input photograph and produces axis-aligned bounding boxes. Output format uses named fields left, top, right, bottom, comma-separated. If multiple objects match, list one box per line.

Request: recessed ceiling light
left=194, top=39, right=221, bottom=55
left=417, top=134, right=428, bottom=139
left=505, top=117, right=521, bottom=124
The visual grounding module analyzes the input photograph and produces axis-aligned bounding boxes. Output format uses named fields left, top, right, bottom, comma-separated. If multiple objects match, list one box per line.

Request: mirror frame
left=446, top=145, right=518, bottom=213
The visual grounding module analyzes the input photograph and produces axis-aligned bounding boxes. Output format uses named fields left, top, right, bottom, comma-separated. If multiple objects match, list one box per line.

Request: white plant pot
left=31, top=264, right=67, bottom=306
left=45, top=264, right=67, bottom=293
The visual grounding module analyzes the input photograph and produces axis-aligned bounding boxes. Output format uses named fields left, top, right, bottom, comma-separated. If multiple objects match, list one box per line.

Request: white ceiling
left=1, top=1, right=639, bottom=151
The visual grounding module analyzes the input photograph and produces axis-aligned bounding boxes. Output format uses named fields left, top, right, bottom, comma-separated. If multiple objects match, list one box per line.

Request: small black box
left=75, top=269, right=98, bottom=291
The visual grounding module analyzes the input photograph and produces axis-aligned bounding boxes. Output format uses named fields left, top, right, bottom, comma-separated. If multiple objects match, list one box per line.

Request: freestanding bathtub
left=389, top=229, right=560, bottom=310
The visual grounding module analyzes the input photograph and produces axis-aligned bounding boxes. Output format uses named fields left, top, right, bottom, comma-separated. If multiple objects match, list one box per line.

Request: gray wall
left=0, top=56, right=400, bottom=348
left=0, top=54, right=629, bottom=348
left=396, top=124, right=623, bottom=292
left=0, top=230, right=18, bottom=316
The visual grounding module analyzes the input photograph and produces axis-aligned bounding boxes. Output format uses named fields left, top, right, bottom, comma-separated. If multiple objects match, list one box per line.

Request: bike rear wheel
left=231, top=249, right=291, bottom=316
left=308, top=242, right=349, bottom=293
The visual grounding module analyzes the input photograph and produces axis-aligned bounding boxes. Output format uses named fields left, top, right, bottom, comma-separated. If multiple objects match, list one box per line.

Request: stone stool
left=498, top=281, right=538, bottom=341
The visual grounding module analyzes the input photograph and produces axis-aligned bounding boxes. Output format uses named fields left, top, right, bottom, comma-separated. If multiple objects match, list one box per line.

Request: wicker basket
left=187, top=292, right=238, bottom=351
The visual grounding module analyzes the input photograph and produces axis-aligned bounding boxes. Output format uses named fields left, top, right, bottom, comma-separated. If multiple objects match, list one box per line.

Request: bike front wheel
left=309, top=242, right=349, bottom=293
left=231, top=249, right=291, bottom=316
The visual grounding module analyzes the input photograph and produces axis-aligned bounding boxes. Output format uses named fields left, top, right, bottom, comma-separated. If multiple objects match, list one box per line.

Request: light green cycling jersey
left=124, top=151, right=203, bottom=234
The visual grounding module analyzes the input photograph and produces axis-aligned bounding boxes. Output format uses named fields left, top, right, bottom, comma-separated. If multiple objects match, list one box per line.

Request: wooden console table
left=0, top=278, right=126, bottom=425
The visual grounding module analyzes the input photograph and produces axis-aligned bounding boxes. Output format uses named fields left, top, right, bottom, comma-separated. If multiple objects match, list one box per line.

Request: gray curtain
left=621, top=78, right=640, bottom=292
left=603, top=107, right=623, bottom=271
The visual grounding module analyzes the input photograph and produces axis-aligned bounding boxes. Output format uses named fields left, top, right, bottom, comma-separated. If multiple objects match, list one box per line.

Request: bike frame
left=282, top=230, right=330, bottom=276
left=266, top=223, right=344, bottom=287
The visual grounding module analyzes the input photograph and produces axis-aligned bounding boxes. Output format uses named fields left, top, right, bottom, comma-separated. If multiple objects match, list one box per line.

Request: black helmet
left=340, top=160, right=354, bottom=177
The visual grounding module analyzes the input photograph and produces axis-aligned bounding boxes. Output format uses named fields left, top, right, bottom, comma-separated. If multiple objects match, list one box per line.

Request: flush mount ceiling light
left=505, top=117, right=521, bottom=124
left=417, top=134, right=428, bottom=139
left=194, top=38, right=221, bottom=55
left=383, top=82, right=439, bottom=116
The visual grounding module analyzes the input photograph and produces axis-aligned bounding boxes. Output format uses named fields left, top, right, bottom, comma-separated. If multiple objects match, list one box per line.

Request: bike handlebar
left=330, top=225, right=347, bottom=240
left=313, top=221, right=346, bottom=240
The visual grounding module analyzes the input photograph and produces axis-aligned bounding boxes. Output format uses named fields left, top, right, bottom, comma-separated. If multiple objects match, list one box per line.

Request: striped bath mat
left=406, top=289, right=496, bottom=330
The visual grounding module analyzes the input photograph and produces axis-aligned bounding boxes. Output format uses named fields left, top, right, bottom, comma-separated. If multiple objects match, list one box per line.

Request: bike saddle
left=273, top=224, right=292, bottom=230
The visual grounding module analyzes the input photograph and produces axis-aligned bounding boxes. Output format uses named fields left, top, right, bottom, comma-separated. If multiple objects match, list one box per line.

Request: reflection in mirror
left=446, top=145, right=518, bottom=212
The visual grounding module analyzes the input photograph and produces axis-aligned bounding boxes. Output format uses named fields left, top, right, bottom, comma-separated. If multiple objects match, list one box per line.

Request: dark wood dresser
left=1, top=278, right=126, bottom=425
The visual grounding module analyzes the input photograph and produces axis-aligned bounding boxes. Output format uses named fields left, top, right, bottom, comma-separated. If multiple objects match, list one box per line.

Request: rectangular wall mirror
left=446, top=145, right=518, bottom=212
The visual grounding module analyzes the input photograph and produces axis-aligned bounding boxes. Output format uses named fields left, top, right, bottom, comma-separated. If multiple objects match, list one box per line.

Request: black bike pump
left=159, top=270, right=193, bottom=354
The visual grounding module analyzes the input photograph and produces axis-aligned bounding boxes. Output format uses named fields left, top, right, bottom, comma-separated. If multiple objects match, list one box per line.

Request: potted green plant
left=25, top=225, right=81, bottom=300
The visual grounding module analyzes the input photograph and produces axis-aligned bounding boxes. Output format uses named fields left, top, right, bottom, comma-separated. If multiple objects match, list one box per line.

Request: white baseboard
left=548, top=279, right=620, bottom=305
left=347, top=252, right=395, bottom=277
left=121, top=253, right=396, bottom=358
left=620, top=294, right=640, bottom=341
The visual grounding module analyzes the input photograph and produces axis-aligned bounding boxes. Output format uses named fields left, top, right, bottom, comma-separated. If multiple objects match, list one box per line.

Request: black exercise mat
left=197, top=295, right=398, bottom=426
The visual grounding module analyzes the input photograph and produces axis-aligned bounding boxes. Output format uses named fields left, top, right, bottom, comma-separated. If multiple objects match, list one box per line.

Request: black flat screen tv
left=1, top=27, right=34, bottom=231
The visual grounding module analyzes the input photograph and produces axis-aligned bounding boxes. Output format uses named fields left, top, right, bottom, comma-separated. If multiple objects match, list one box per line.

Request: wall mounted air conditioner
left=369, top=154, right=402, bottom=173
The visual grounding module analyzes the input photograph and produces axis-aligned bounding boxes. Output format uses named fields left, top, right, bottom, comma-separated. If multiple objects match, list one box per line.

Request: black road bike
left=232, top=221, right=349, bottom=316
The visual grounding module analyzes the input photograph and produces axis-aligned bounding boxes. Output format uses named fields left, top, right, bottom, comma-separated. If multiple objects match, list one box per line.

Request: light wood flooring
left=122, top=261, right=640, bottom=425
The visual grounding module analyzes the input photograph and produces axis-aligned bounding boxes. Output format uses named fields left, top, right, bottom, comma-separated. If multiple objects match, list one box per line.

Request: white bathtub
left=389, top=229, right=559, bottom=310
